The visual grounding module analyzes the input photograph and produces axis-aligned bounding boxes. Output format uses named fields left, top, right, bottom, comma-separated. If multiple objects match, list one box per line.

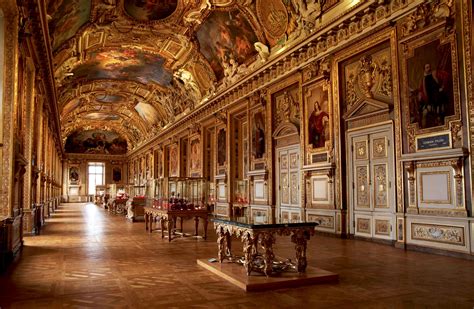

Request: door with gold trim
left=348, top=124, right=395, bottom=240
left=276, top=146, right=300, bottom=222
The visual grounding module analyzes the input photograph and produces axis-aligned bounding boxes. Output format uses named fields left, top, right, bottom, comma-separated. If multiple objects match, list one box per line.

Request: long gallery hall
left=1, top=0, right=474, bottom=307
left=0, top=202, right=473, bottom=308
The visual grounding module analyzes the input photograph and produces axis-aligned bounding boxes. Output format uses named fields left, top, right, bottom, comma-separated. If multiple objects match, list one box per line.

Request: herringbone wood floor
left=1, top=203, right=473, bottom=308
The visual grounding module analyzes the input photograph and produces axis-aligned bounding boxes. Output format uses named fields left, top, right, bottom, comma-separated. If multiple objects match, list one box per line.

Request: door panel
left=349, top=125, right=395, bottom=240
left=277, top=146, right=300, bottom=220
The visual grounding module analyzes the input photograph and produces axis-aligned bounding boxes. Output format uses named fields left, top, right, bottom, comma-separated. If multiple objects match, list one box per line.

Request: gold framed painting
left=216, top=125, right=226, bottom=175
left=250, top=107, right=266, bottom=170
left=169, top=143, right=179, bottom=177
left=189, top=135, right=202, bottom=177
left=303, top=78, right=332, bottom=165
left=400, top=28, right=461, bottom=152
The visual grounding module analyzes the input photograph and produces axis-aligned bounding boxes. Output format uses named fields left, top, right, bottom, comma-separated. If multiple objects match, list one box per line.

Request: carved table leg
left=145, top=213, right=148, bottom=231
left=216, top=227, right=226, bottom=262
left=168, top=216, right=174, bottom=242
left=194, top=216, right=199, bottom=236
left=242, top=232, right=255, bottom=275
left=203, top=217, right=208, bottom=240
left=259, top=232, right=275, bottom=277
left=160, top=216, right=165, bottom=239
left=291, top=230, right=309, bottom=273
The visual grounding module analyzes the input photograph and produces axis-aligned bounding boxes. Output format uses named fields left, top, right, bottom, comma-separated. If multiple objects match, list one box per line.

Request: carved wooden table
left=144, top=207, right=209, bottom=242
left=212, top=217, right=318, bottom=277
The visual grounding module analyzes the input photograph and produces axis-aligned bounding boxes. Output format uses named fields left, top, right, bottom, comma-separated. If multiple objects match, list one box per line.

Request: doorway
left=347, top=123, right=396, bottom=240
left=276, top=145, right=300, bottom=223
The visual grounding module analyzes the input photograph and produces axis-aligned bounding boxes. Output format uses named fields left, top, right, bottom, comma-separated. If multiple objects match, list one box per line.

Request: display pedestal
left=197, top=259, right=338, bottom=292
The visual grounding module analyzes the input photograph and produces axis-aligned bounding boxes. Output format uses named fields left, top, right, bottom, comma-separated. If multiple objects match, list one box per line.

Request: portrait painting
left=155, top=149, right=163, bottom=178
left=217, top=128, right=226, bottom=167
left=169, top=144, right=179, bottom=177
left=190, top=137, right=201, bottom=173
left=49, top=0, right=91, bottom=51
left=95, top=94, right=124, bottom=103
left=69, top=166, right=79, bottom=184
left=65, top=130, right=127, bottom=154
left=305, top=83, right=330, bottom=151
left=251, top=110, right=265, bottom=159
left=406, top=38, right=455, bottom=129
left=71, top=49, right=173, bottom=86
left=112, top=167, right=122, bottom=182
left=124, top=0, right=178, bottom=21
left=196, top=9, right=259, bottom=80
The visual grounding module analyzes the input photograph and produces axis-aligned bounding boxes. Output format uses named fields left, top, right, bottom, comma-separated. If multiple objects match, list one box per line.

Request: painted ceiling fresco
left=95, top=94, right=124, bottom=103
left=48, top=0, right=341, bottom=153
left=71, top=49, right=173, bottom=86
left=49, top=0, right=91, bottom=51
left=124, top=0, right=178, bottom=21
left=196, top=10, right=259, bottom=80
left=83, top=112, right=121, bottom=121
left=65, top=130, right=128, bottom=154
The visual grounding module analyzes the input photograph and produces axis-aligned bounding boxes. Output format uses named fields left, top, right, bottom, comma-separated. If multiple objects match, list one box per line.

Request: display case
left=95, top=185, right=106, bottom=207
left=151, top=177, right=210, bottom=211
left=233, top=180, right=249, bottom=216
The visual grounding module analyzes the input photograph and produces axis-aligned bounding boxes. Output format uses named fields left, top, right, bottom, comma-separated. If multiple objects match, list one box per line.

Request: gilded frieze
left=411, top=223, right=465, bottom=246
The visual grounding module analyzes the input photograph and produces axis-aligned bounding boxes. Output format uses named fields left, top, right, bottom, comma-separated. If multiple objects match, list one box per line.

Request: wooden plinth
left=197, top=259, right=338, bottom=292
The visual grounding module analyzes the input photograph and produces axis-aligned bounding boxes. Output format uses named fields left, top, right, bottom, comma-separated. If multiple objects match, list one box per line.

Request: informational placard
left=416, top=132, right=451, bottom=152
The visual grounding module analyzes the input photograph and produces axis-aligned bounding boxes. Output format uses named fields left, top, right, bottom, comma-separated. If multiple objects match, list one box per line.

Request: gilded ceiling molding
left=127, top=0, right=418, bottom=158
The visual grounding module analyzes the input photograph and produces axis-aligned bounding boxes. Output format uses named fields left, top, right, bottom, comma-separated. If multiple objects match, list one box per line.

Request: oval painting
left=124, top=0, right=178, bottom=21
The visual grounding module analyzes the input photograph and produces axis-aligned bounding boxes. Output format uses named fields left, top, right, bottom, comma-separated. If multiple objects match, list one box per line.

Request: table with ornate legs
left=212, top=217, right=318, bottom=276
left=144, top=207, right=208, bottom=242
left=197, top=216, right=338, bottom=291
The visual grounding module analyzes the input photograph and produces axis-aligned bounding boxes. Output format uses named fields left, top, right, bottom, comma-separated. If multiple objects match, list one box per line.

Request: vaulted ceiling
left=47, top=0, right=333, bottom=155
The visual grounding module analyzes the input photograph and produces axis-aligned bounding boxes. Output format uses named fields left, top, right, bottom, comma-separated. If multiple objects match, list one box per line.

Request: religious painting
left=189, top=136, right=201, bottom=176
left=95, top=94, right=124, bottom=103
left=83, top=112, right=120, bottom=121
left=169, top=144, right=179, bottom=177
left=65, top=130, right=127, bottom=154
left=49, top=0, right=91, bottom=51
left=304, top=80, right=331, bottom=154
left=217, top=127, right=226, bottom=167
left=71, top=49, right=173, bottom=86
left=69, top=166, right=79, bottom=184
left=124, top=0, right=178, bottom=21
left=196, top=9, right=259, bottom=80
left=155, top=148, right=163, bottom=178
left=405, top=38, right=456, bottom=130
left=251, top=109, right=266, bottom=160
left=112, top=167, right=122, bottom=182
left=135, top=102, right=160, bottom=125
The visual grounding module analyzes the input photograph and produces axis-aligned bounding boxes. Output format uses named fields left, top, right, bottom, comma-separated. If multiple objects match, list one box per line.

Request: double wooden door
left=348, top=124, right=395, bottom=240
left=276, top=146, right=301, bottom=222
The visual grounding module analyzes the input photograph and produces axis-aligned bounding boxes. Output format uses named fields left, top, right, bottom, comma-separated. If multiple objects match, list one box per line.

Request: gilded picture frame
left=189, top=134, right=202, bottom=177
left=249, top=106, right=266, bottom=171
left=216, top=125, right=226, bottom=175
left=169, top=143, right=179, bottom=177
left=303, top=78, right=332, bottom=165
left=400, top=28, right=461, bottom=152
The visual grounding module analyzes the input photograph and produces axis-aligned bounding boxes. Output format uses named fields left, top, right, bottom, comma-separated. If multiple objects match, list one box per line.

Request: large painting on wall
left=305, top=81, right=331, bottom=152
left=189, top=136, right=201, bottom=176
left=406, top=39, right=455, bottom=129
left=65, top=130, right=128, bottom=154
left=217, top=128, right=226, bottom=167
left=69, top=166, right=79, bottom=184
left=169, top=144, right=179, bottom=177
left=112, top=167, right=122, bottom=182
left=251, top=110, right=265, bottom=160
left=196, top=9, right=259, bottom=80
left=49, top=0, right=91, bottom=51
left=71, top=49, right=172, bottom=86
left=124, top=0, right=178, bottom=21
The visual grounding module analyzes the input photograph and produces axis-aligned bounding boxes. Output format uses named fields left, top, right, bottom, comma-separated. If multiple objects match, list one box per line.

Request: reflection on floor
left=1, top=203, right=473, bottom=308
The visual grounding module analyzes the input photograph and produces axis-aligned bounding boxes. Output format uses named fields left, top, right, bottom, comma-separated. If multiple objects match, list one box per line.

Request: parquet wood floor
left=1, top=203, right=473, bottom=308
